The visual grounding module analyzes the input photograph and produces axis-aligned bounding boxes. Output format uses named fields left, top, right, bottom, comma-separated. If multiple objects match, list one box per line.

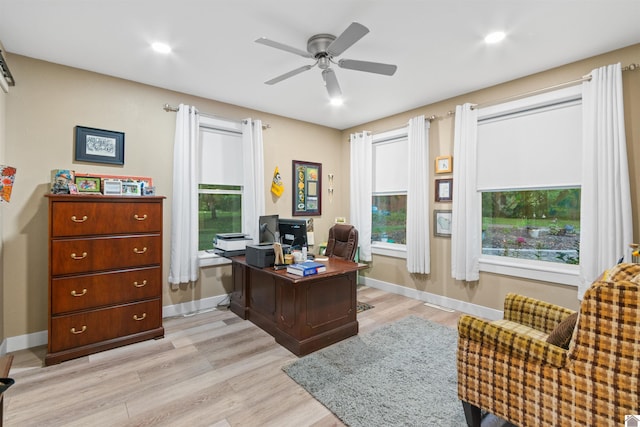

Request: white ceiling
left=1, top=1, right=639, bottom=130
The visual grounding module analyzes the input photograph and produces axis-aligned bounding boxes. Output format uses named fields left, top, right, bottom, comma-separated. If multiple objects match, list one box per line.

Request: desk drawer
left=51, top=201, right=162, bottom=237
left=49, top=299, right=161, bottom=353
left=51, top=267, right=161, bottom=315
left=51, top=235, right=161, bottom=275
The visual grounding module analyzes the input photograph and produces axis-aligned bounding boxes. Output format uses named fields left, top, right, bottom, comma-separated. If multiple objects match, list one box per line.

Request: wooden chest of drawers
left=45, top=195, right=165, bottom=365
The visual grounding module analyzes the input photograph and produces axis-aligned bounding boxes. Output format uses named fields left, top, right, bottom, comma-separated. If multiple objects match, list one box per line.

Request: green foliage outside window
left=198, top=184, right=242, bottom=250
left=482, top=188, right=580, bottom=264
left=372, top=194, right=407, bottom=244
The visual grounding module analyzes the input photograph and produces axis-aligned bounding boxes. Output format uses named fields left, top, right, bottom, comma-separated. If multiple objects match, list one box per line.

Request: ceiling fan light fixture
left=484, top=31, right=506, bottom=44
left=330, top=97, right=343, bottom=106
left=151, top=42, right=172, bottom=54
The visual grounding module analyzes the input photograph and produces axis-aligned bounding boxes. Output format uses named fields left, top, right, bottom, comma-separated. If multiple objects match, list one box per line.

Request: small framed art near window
left=292, top=160, right=322, bottom=216
left=434, top=210, right=452, bottom=237
left=435, top=178, right=453, bottom=202
left=435, top=155, right=452, bottom=174
left=75, top=126, right=125, bottom=165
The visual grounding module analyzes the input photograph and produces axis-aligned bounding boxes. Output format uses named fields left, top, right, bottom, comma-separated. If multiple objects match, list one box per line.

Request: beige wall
left=342, top=43, right=640, bottom=312
left=3, top=54, right=342, bottom=339
left=3, top=43, right=640, bottom=342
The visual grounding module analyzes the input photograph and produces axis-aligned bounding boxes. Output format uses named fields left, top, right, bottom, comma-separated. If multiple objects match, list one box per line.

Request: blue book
left=286, top=261, right=327, bottom=276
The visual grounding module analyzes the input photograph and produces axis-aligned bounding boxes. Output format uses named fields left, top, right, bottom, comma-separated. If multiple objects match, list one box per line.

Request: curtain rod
left=163, top=103, right=271, bottom=130
left=470, top=62, right=639, bottom=111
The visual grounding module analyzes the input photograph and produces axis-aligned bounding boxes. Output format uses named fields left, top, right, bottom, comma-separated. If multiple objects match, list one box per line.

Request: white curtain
left=406, top=115, right=430, bottom=273
left=242, top=119, right=265, bottom=244
left=451, top=103, right=481, bottom=281
left=350, top=131, right=373, bottom=261
left=579, top=63, right=632, bottom=299
left=169, top=104, right=200, bottom=285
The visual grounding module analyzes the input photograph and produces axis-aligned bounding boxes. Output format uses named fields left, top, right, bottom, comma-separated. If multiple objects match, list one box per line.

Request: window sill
left=479, top=255, right=579, bottom=287
left=372, top=243, right=407, bottom=259
left=198, top=251, right=232, bottom=267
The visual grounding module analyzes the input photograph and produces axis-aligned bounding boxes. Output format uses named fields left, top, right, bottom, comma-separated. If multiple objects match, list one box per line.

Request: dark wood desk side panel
left=229, top=262, right=248, bottom=319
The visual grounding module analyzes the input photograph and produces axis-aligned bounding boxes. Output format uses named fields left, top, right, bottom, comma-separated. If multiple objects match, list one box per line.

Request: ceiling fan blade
left=326, top=22, right=369, bottom=57
left=255, top=37, right=312, bottom=58
left=265, top=65, right=314, bottom=85
left=322, top=68, right=342, bottom=99
left=338, top=59, right=397, bottom=76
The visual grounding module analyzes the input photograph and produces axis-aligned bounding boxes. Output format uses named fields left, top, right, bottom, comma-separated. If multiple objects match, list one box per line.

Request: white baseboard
left=5, top=294, right=232, bottom=353
left=359, top=276, right=502, bottom=321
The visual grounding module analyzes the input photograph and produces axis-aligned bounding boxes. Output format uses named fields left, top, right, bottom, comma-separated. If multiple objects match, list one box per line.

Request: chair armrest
left=458, top=315, right=567, bottom=368
left=503, top=293, right=576, bottom=333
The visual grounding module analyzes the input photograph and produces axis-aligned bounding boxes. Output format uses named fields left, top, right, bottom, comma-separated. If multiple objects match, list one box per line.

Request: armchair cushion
left=546, top=311, right=578, bottom=349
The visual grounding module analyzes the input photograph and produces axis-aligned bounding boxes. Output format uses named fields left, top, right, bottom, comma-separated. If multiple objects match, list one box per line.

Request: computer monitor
left=278, top=218, right=307, bottom=249
left=258, top=214, right=279, bottom=244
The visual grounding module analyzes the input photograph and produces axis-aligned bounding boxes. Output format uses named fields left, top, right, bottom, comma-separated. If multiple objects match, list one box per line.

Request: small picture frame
left=121, top=181, right=142, bottom=196
left=434, top=210, right=453, bottom=237
left=68, top=183, right=79, bottom=194
left=435, top=178, right=453, bottom=202
left=75, top=126, right=125, bottom=165
left=103, top=179, right=122, bottom=195
left=142, top=186, right=156, bottom=196
left=435, top=155, right=452, bottom=174
left=75, top=176, right=102, bottom=193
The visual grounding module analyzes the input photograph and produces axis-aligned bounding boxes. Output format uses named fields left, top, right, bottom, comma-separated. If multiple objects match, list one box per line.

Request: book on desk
left=286, top=260, right=327, bottom=276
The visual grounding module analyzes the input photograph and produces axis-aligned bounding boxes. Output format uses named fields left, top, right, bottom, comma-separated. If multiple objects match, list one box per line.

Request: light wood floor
left=5, top=286, right=463, bottom=427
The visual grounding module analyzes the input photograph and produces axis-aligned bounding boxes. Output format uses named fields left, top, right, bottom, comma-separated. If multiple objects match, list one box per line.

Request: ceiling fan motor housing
left=307, top=33, right=337, bottom=66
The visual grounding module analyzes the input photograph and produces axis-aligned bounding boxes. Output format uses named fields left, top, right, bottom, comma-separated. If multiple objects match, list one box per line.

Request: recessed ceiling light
left=151, top=42, right=172, bottom=54
left=484, top=31, right=506, bottom=44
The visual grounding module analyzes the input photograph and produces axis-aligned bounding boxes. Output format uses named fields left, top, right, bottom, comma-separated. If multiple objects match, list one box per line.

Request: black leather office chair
left=325, top=224, right=358, bottom=262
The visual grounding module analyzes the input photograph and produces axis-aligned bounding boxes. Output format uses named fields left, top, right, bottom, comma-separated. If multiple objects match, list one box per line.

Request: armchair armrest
left=458, top=315, right=568, bottom=368
left=503, top=293, right=576, bottom=334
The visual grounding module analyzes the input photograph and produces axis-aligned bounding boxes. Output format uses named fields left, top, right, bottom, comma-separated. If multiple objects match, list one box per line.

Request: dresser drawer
left=49, top=299, right=161, bottom=353
left=51, top=266, right=162, bottom=315
left=51, top=234, right=161, bottom=275
left=51, top=201, right=162, bottom=237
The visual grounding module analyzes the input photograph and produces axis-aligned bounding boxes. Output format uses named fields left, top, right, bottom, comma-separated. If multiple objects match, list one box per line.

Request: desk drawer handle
left=71, top=215, right=88, bottom=223
left=133, top=247, right=147, bottom=254
left=134, top=214, right=148, bottom=221
left=70, top=252, right=87, bottom=260
left=133, top=313, right=147, bottom=321
left=70, top=326, right=87, bottom=335
left=71, top=289, right=87, bottom=297
left=133, top=280, right=147, bottom=288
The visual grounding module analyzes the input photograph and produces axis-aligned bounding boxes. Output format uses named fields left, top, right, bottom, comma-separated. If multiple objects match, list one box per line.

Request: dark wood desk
left=229, top=256, right=365, bottom=356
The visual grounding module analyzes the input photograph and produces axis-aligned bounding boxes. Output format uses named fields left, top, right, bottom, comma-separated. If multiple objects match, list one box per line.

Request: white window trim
left=197, top=116, right=244, bottom=263
left=372, top=127, right=409, bottom=258
left=477, top=85, right=583, bottom=287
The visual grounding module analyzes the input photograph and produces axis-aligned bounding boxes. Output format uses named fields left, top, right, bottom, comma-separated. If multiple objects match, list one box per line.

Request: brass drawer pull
left=133, top=313, right=147, bottom=321
left=133, top=247, right=147, bottom=254
left=71, top=289, right=87, bottom=297
left=70, top=252, right=88, bottom=260
left=134, top=214, right=148, bottom=221
left=71, top=215, right=88, bottom=223
left=133, top=280, right=147, bottom=288
left=70, top=326, right=87, bottom=334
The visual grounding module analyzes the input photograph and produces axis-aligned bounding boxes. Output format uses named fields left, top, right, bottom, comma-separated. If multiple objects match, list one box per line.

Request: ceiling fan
left=255, top=22, right=397, bottom=101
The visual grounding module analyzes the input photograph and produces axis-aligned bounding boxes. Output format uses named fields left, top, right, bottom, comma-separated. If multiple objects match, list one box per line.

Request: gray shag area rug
left=283, top=315, right=466, bottom=427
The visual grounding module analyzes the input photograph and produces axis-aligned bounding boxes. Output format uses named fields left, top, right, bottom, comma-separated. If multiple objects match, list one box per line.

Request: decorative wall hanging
left=435, top=178, right=453, bottom=202
left=0, top=165, right=17, bottom=202
left=292, top=160, right=322, bottom=216
left=75, top=126, right=125, bottom=165
left=435, top=155, right=453, bottom=174
left=434, top=210, right=452, bottom=237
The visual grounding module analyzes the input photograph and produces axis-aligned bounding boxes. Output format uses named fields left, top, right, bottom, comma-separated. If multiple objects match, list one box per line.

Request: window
left=477, top=85, right=582, bottom=284
left=198, top=117, right=243, bottom=252
left=372, top=128, right=407, bottom=255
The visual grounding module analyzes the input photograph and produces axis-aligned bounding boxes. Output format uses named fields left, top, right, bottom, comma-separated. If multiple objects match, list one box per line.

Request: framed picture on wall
left=435, top=155, right=453, bottom=174
left=75, top=126, right=125, bottom=165
left=435, top=178, right=453, bottom=202
left=434, top=210, right=452, bottom=237
left=292, top=160, right=322, bottom=216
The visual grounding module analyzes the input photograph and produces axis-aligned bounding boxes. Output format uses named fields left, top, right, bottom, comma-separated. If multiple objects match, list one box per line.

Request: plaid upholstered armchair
left=457, top=264, right=640, bottom=427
